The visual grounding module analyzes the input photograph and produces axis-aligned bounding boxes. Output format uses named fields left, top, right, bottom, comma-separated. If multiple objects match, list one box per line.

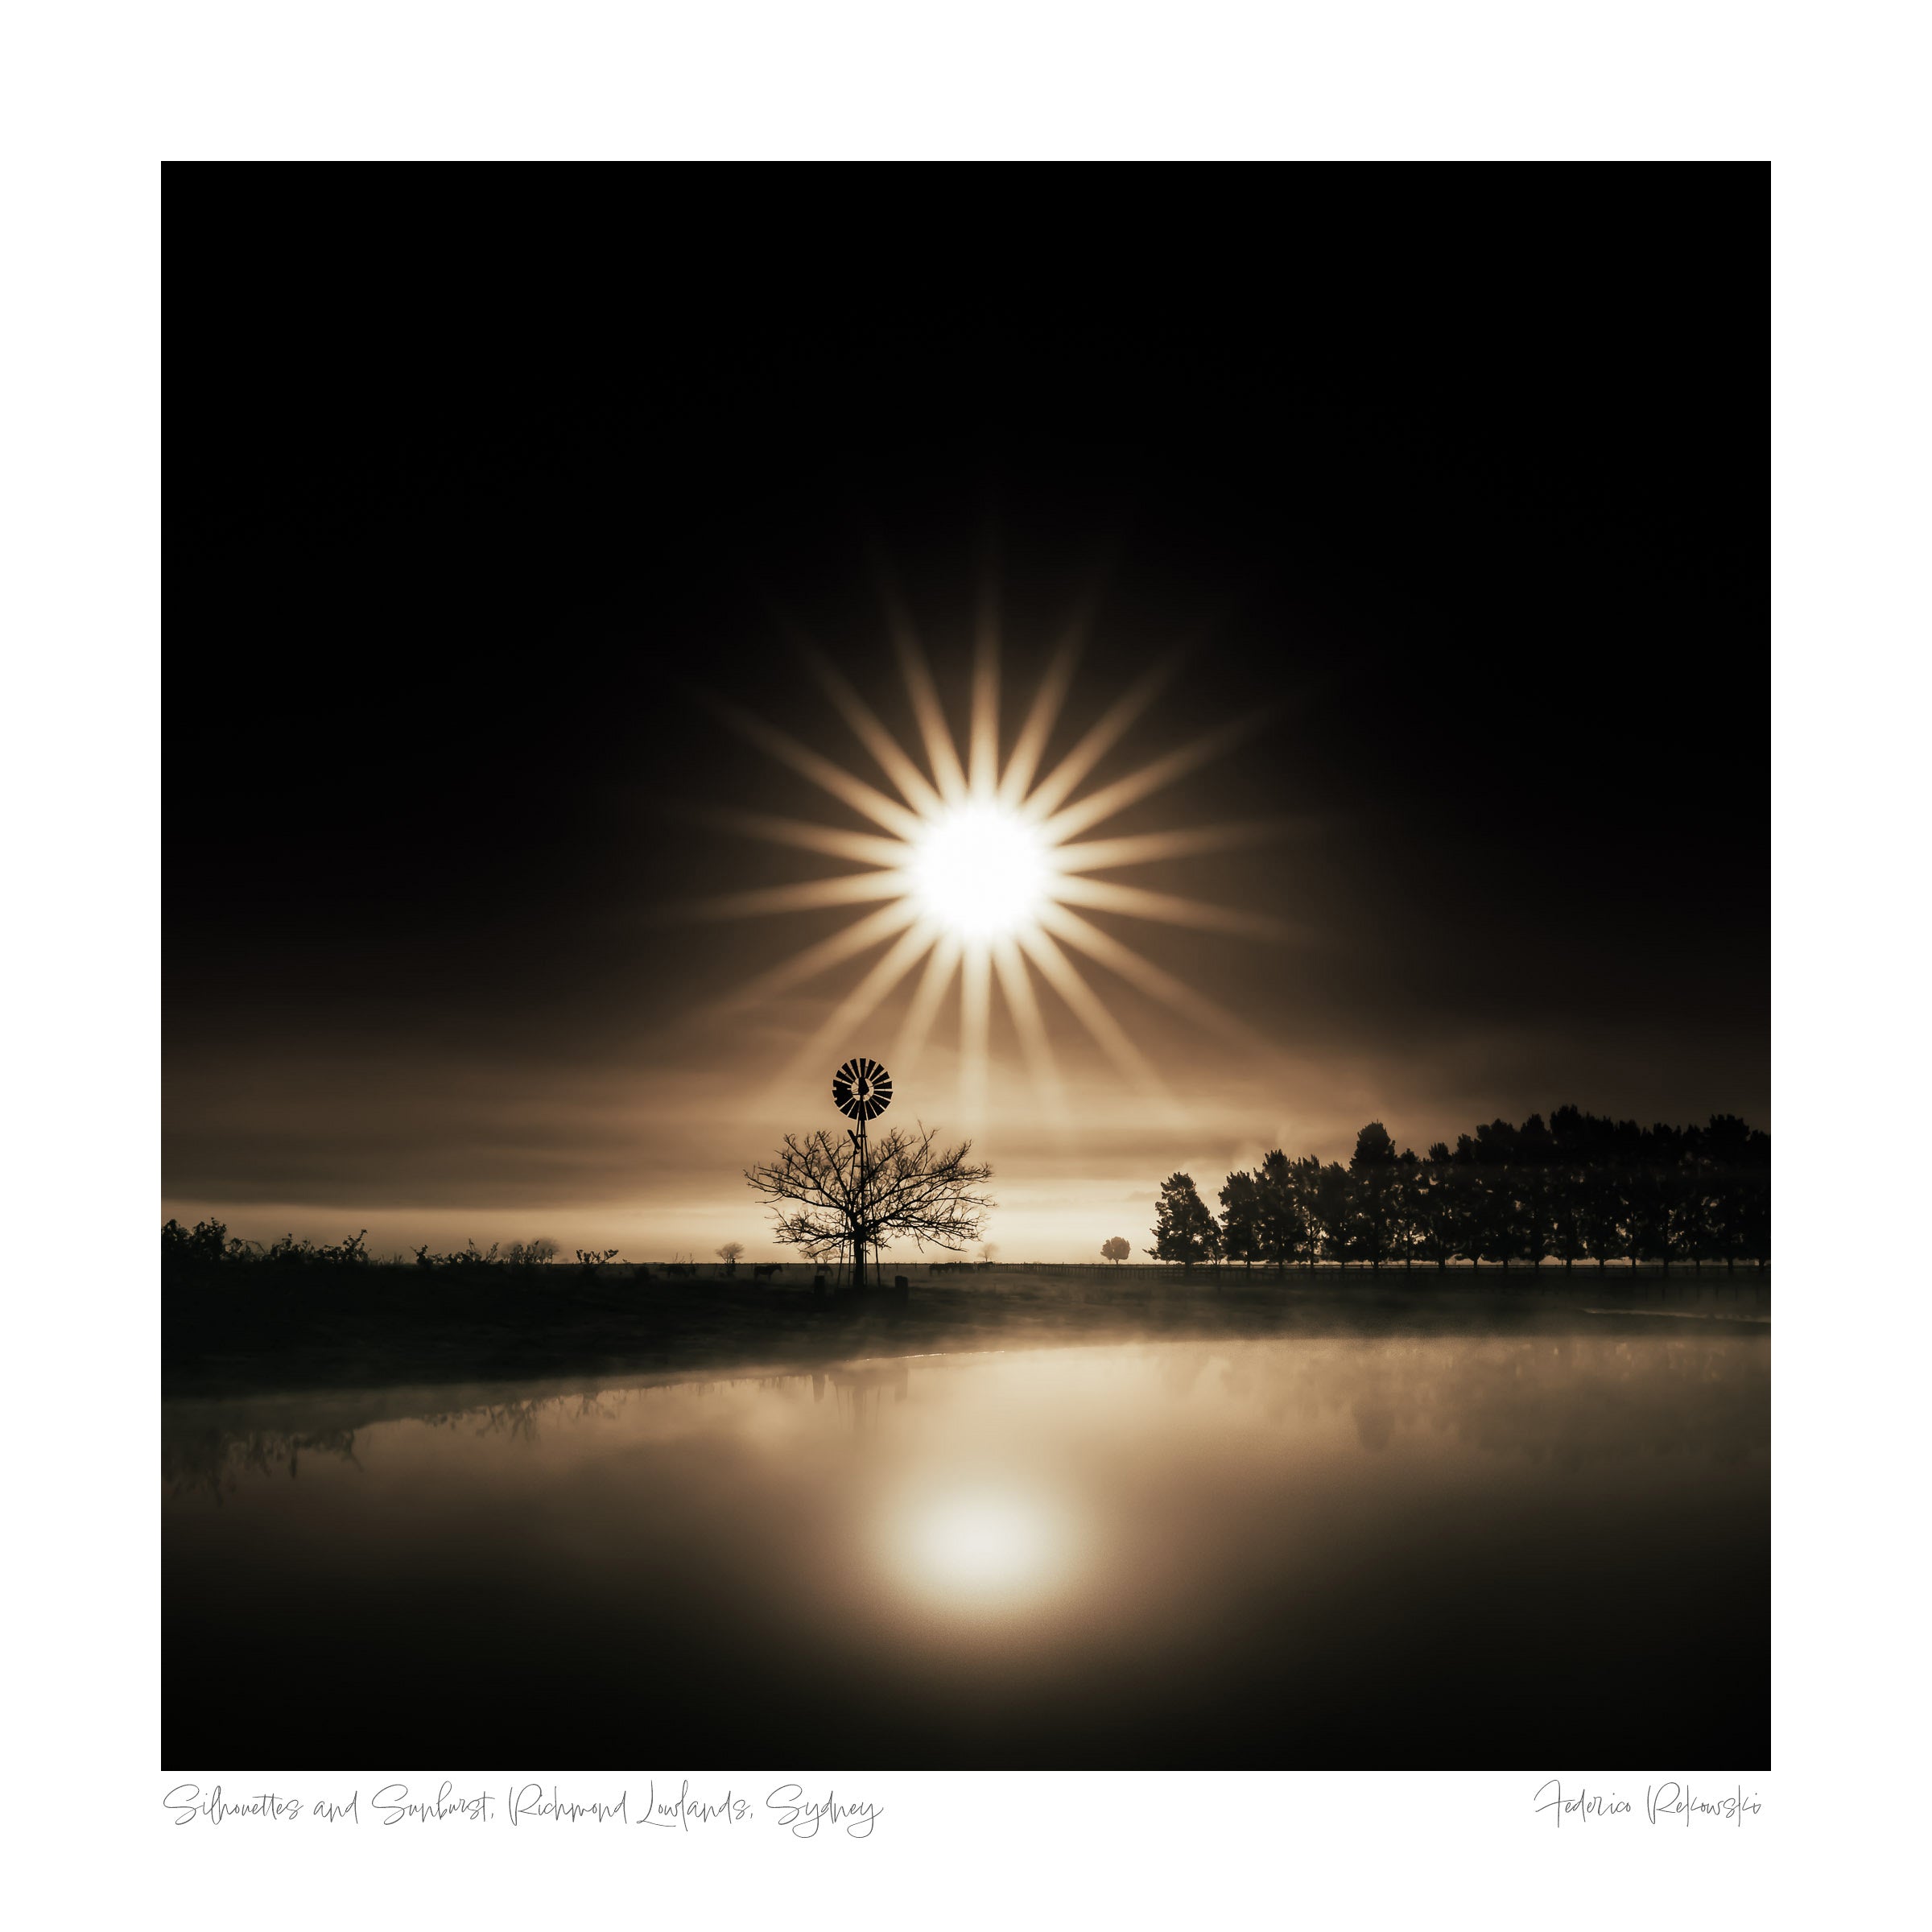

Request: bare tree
left=716, top=1241, right=745, bottom=1274
left=745, top=1123, right=994, bottom=1286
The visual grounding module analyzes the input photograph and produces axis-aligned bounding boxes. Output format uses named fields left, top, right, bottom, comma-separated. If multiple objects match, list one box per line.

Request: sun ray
left=875, top=574, right=968, bottom=803
left=1016, top=654, right=1177, bottom=824
left=1046, top=873, right=1300, bottom=941
left=969, top=548, right=1000, bottom=796
left=713, top=900, right=923, bottom=1013
left=991, top=937, right=1068, bottom=1123
left=796, top=642, right=945, bottom=818
left=691, top=613, right=1288, bottom=1104
left=959, top=944, right=991, bottom=1122
left=1050, top=819, right=1301, bottom=874
left=779, top=919, right=937, bottom=1088
left=672, top=871, right=913, bottom=923
left=1036, top=716, right=1266, bottom=844
left=1014, top=927, right=1178, bottom=1106
left=683, top=807, right=910, bottom=870
left=893, top=930, right=963, bottom=1070
left=704, top=695, right=925, bottom=840
left=1035, top=902, right=1267, bottom=1049
left=996, top=619, right=1086, bottom=809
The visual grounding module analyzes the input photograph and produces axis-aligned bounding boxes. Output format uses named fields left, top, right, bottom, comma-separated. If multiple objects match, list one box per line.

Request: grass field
left=163, top=1260, right=1769, bottom=1400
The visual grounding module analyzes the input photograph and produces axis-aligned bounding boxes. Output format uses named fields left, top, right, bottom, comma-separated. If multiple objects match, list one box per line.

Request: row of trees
left=1149, top=1108, right=1771, bottom=1272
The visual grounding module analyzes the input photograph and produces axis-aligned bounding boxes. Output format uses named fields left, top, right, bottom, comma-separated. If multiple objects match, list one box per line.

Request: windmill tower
left=831, top=1056, right=892, bottom=1290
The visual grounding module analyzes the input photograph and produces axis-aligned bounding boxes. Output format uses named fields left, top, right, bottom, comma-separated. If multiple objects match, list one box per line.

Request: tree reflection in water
left=162, top=1333, right=1767, bottom=1496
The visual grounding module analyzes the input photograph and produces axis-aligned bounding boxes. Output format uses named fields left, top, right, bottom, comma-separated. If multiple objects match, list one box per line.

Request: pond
left=163, top=1328, right=1769, bottom=1768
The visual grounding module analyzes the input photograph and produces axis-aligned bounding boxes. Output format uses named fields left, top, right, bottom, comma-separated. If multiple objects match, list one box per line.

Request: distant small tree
left=716, top=1241, right=745, bottom=1274
left=1101, top=1236, right=1130, bottom=1265
left=1147, top=1173, right=1220, bottom=1273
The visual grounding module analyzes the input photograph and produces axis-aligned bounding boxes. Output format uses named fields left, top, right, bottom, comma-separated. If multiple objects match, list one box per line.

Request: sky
left=163, top=170, right=1768, bottom=1263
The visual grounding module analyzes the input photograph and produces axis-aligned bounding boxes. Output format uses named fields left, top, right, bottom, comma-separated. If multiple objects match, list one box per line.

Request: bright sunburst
left=910, top=802, right=1049, bottom=941
left=679, top=578, right=1294, bottom=1120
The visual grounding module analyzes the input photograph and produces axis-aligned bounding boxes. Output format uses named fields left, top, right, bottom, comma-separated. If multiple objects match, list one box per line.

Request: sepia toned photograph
left=162, top=166, right=1769, bottom=1774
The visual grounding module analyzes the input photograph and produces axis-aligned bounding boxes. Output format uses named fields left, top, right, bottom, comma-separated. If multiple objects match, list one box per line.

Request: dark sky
left=165, top=167, right=1767, bottom=1257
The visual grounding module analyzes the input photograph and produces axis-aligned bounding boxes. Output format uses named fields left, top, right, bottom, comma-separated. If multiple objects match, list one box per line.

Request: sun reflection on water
left=890, top=1484, right=1081, bottom=1612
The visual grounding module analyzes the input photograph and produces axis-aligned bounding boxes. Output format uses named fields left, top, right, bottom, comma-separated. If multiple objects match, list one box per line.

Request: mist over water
left=163, top=1334, right=1769, bottom=1768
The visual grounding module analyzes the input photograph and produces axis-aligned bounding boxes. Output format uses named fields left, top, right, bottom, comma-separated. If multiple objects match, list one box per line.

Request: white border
left=8, top=4, right=1932, bottom=1924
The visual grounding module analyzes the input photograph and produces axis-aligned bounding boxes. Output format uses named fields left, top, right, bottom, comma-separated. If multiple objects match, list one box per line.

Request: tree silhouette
left=1187, top=1108, right=1769, bottom=1281
left=1285, top=1154, right=1323, bottom=1265
left=1348, top=1122, right=1408, bottom=1269
left=1513, top=1169, right=1552, bottom=1269
left=745, top=1124, right=993, bottom=1283
left=1100, top=1236, right=1130, bottom=1265
left=1439, top=1162, right=1490, bottom=1269
left=1147, top=1173, right=1220, bottom=1271
left=1625, top=1162, right=1672, bottom=1272
left=1548, top=1164, right=1588, bottom=1269
left=715, top=1241, right=745, bottom=1274
left=1739, top=1166, right=1772, bottom=1268
left=1217, top=1170, right=1262, bottom=1268
left=1253, top=1150, right=1312, bottom=1270
left=1391, top=1146, right=1421, bottom=1265
left=1576, top=1161, right=1621, bottom=1269
left=1407, top=1150, right=1457, bottom=1267
left=1307, top=1162, right=1357, bottom=1265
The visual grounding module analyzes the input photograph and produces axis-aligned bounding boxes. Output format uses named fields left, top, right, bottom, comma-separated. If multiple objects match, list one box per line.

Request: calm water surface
left=163, top=1331, right=1769, bottom=1767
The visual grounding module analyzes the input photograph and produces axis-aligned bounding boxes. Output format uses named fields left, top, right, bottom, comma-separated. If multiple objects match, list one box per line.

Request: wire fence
left=647, top=1257, right=1769, bottom=1282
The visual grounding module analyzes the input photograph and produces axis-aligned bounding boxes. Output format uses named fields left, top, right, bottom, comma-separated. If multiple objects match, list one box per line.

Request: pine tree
left=1147, top=1173, right=1221, bottom=1273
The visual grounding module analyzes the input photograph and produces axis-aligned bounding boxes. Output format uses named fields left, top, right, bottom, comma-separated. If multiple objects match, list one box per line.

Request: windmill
left=832, top=1055, right=892, bottom=1289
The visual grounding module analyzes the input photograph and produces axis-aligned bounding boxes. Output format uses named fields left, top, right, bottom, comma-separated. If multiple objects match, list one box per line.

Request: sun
left=677, top=572, right=1294, bottom=1118
left=910, top=801, right=1049, bottom=941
